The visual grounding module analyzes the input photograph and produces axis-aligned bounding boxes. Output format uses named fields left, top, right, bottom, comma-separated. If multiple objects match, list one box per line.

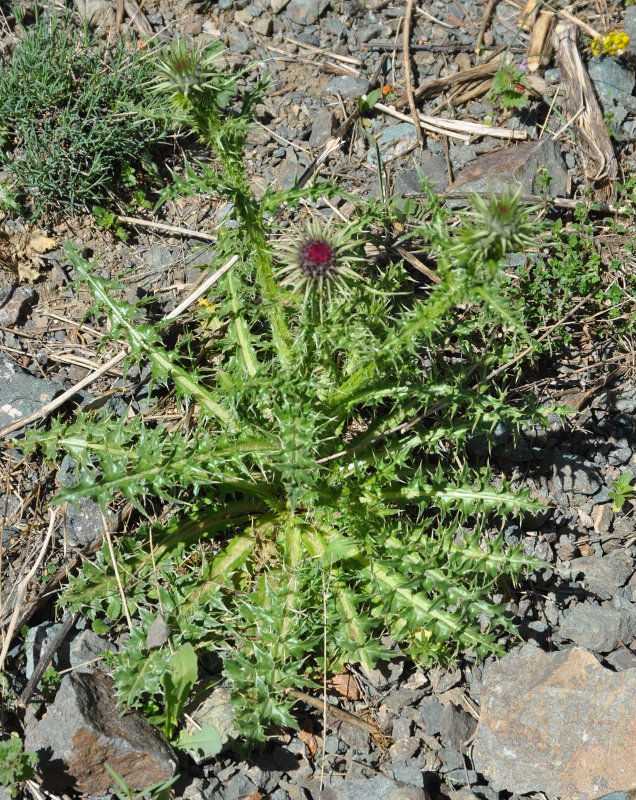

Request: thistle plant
left=24, top=42, right=547, bottom=745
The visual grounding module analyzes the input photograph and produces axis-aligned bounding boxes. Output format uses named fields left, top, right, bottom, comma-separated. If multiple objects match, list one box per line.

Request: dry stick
left=1, top=504, right=133, bottom=635
left=375, top=101, right=526, bottom=140
left=123, top=0, right=153, bottom=36
left=525, top=10, right=554, bottom=72
left=0, top=255, right=238, bottom=440
left=552, top=21, right=617, bottom=200
left=0, top=509, right=57, bottom=672
left=474, top=0, right=497, bottom=52
left=17, top=611, right=78, bottom=709
left=392, top=60, right=499, bottom=109
left=102, top=510, right=133, bottom=632
left=116, top=215, right=219, bottom=241
left=403, top=0, right=425, bottom=145
left=286, top=688, right=380, bottom=735
left=283, top=36, right=363, bottom=66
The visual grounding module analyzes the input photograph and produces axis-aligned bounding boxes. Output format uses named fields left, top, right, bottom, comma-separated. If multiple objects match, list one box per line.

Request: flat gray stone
left=588, top=57, right=636, bottom=126
left=449, top=139, right=568, bottom=197
left=309, top=109, right=334, bottom=148
left=552, top=453, right=602, bottom=496
left=0, top=286, right=37, bottom=327
left=438, top=702, right=477, bottom=750
left=327, top=76, right=371, bottom=100
left=0, top=354, right=62, bottom=431
left=63, top=497, right=106, bottom=549
left=319, top=774, right=429, bottom=800
left=557, top=604, right=636, bottom=652
left=286, top=0, right=330, bottom=25
left=473, top=646, right=636, bottom=800
left=569, top=551, right=633, bottom=599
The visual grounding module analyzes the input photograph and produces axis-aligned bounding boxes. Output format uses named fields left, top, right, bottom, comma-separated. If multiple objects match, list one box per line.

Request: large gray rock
left=25, top=672, right=177, bottom=795
left=449, top=139, right=568, bottom=197
left=556, top=604, right=636, bottom=653
left=318, top=774, right=429, bottom=800
left=473, top=645, right=636, bottom=800
left=63, top=497, right=106, bottom=549
left=568, top=551, right=634, bottom=599
left=0, top=286, right=37, bottom=327
left=552, top=453, right=602, bottom=496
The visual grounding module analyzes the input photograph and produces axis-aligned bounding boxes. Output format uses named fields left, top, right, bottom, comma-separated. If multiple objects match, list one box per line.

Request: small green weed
left=504, top=194, right=636, bottom=349
left=0, top=734, right=38, bottom=798
left=488, top=60, right=529, bottom=113
left=609, top=471, right=635, bottom=511
left=25, top=41, right=547, bottom=747
left=0, top=10, right=165, bottom=217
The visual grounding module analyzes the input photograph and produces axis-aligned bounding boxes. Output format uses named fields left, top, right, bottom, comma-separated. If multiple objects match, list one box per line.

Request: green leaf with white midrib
left=65, top=243, right=235, bottom=428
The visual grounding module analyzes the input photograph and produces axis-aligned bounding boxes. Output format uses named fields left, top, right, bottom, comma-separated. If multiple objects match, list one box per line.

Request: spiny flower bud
left=274, top=219, right=365, bottom=312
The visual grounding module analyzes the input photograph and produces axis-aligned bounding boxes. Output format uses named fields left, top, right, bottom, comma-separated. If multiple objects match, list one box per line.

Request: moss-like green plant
left=24, top=42, right=547, bottom=746
left=0, top=10, right=165, bottom=217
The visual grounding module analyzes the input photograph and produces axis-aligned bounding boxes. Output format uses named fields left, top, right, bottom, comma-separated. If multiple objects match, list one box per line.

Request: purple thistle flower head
left=274, top=219, right=365, bottom=312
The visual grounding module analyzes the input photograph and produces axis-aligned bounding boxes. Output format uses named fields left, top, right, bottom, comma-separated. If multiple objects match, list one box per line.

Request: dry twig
left=551, top=21, right=617, bottom=201
left=403, top=0, right=424, bottom=145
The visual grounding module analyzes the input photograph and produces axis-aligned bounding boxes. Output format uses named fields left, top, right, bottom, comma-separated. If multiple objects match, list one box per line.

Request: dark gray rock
left=309, top=109, right=334, bottom=148
left=143, top=244, right=173, bottom=268
left=327, top=76, right=371, bottom=100
left=557, top=603, right=636, bottom=652
left=26, top=622, right=69, bottom=679
left=604, top=647, right=636, bottom=671
left=569, top=551, right=633, bottom=599
left=63, top=497, right=106, bottom=549
left=588, top=57, right=636, bottom=127
left=419, top=696, right=443, bottom=736
left=449, top=139, right=568, bottom=197
left=24, top=672, right=177, bottom=795
left=437, top=747, right=464, bottom=772
left=392, top=715, right=414, bottom=740
left=428, top=665, right=462, bottom=693
left=318, top=774, right=429, bottom=800
left=0, top=286, right=37, bottom=327
left=286, top=0, right=330, bottom=25
left=224, top=773, right=257, bottom=799
left=552, top=453, right=602, bottom=496
left=0, top=354, right=62, bottom=431
left=69, top=630, right=116, bottom=670
left=445, top=768, right=479, bottom=785
left=438, top=703, right=478, bottom=750
left=382, top=759, right=425, bottom=787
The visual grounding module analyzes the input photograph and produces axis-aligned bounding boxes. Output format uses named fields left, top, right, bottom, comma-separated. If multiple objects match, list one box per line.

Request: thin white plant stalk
left=102, top=511, right=133, bottom=633
left=0, top=509, right=57, bottom=671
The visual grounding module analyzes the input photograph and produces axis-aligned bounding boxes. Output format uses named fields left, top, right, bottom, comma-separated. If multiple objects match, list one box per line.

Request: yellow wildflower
left=590, top=30, right=630, bottom=57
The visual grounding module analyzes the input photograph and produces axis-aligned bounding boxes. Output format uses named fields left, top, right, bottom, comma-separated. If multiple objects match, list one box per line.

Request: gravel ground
left=1, top=0, right=636, bottom=799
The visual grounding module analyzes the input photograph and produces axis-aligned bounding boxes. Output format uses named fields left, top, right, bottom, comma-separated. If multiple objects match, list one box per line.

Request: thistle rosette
left=274, top=219, right=366, bottom=312
left=448, top=187, right=541, bottom=279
